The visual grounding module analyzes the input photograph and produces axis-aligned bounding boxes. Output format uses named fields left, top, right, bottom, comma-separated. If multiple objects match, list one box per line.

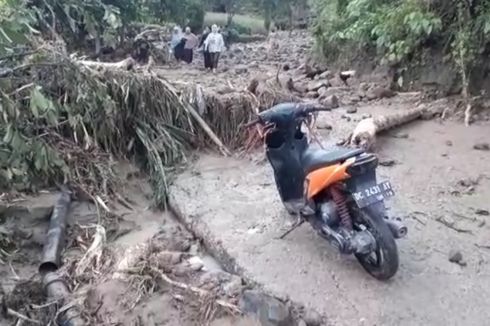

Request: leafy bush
left=314, top=0, right=441, bottom=64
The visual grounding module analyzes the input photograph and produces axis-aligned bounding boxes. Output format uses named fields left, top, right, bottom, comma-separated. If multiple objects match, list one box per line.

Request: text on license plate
left=352, top=181, right=395, bottom=208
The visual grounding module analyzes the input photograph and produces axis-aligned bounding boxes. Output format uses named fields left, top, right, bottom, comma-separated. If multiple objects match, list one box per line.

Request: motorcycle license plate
left=352, top=181, right=395, bottom=208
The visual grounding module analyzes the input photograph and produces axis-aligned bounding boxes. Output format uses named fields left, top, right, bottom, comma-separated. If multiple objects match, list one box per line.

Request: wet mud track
left=170, top=115, right=490, bottom=326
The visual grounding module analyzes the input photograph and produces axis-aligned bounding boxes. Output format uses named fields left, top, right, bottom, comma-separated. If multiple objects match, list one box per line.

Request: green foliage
left=0, top=87, right=68, bottom=191
left=314, top=0, right=441, bottom=64
left=0, top=0, right=38, bottom=55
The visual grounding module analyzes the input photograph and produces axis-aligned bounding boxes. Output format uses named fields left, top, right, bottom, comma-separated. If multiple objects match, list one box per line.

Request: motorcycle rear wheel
left=353, top=209, right=399, bottom=280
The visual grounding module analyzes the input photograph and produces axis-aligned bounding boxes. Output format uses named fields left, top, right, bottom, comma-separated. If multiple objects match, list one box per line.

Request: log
left=77, top=57, right=136, bottom=71
left=346, top=107, right=427, bottom=151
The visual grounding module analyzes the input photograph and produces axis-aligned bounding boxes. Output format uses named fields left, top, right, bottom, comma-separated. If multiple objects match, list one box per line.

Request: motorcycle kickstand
left=277, top=216, right=306, bottom=240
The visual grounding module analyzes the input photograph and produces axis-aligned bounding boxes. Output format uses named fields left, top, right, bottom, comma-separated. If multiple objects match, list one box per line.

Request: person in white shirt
left=203, top=24, right=225, bottom=73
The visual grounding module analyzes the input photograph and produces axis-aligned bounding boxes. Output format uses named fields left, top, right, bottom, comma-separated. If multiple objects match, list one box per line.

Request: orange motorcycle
left=245, top=103, right=407, bottom=280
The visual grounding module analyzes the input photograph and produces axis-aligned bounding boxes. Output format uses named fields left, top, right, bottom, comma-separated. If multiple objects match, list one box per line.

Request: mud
left=0, top=164, right=255, bottom=326
left=170, top=96, right=490, bottom=326
left=2, top=29, right=490, bottom=326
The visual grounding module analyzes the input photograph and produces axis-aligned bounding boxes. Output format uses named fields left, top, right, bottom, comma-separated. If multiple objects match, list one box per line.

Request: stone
left=321, top=95, right=339, bottom=109
left=319, top=70, right=334, bottom=79
left=187, top=256, right=204, bottom=271
left=475, top=209, right=489, bottom=216
left=446, top=140, right=453, bottom=146
left=222, top=275, right=243, bottom=297
left=305, top=91, right=319, bottom=99
left=448, top=250, right=463, bottom=264
left=346, top=107, right=357, bottom=114
left=317, top=86, right=329, bottom=98
left=235, top=65, right=248, bottom=75
left=307, top=80, right=328, bottom=92
left=239, top=290, right=293, bottom=326
left=303, top=309, right=323, bottom=326
left=341, top=115, right=351, bottom=122
left=379, top=159, right=397, bottom=167
left=366, top=86, right=396, bottom=100
left=473, top=143, right=490, bottom=151
left=316, top=122, right=332, bottom=130
left=154, top=251, right=183, bottom=267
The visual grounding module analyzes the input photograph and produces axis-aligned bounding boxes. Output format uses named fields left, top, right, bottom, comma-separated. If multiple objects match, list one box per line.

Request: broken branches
left=435, top=216, right=473, bottom=234
left=149, top=267, right=241, bottom=314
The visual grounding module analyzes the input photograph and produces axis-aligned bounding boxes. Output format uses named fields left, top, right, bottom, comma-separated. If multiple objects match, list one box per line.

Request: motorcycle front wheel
left=353, top=209, right=399, bottom=280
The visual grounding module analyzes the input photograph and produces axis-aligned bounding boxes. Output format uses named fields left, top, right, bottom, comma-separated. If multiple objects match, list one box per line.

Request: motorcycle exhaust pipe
left=385, top=219, right=408, bottom=239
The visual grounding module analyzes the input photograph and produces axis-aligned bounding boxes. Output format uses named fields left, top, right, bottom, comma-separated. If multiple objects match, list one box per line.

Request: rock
left=367, top=86, right=396, bottom=100
left=307, top=80, right=328, bottom=92
left=173, top=263, right=192, bottom=276
left=222, top=275, right=243, bottom=297
left=321, top=95, right=339, bottom=109
left=359, top=82, right=370, bottom=92
left=316, top=122, right=332, bottom=130
left=187, top=256, right=204, bottom=271
left=317, top=86, right=329, bottom=98
left=319, top=70, right=334, bottom=79
left=473, top=143, right=490, bottom=151
left=475, top=209, right=489, bottom=216
left=361, top=114, right=372, bottom=119
left=346, top=107, right=357, bottom=114
left=239, top=290, right=293, bottom=326
left=154, top=251, right=183, bottom=267
left=305, top=91, right=319, bottom=99
left=379, top=159, right=396, bottom=167
left=283, top=64, right=290, bottom=71
left=446, top=140, right=453, bottom=146
left=250, top=62, right=260, bottom=69
left=448, top=250, right=463, bottom=264
left=303, top=309, right=323, bottom=326
left=341, top=114, right=351, bottom=122
left=235, top=65, right=248, bottom=74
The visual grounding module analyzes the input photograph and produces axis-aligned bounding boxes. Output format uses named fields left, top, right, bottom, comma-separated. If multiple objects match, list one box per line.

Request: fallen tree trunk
left=344, top=106, right=433, bottom=151
left=77, top=57, right=136, bottom=71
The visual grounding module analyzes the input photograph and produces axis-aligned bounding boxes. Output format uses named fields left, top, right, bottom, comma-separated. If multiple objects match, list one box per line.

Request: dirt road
left=170, top=97, right=490, bottom=325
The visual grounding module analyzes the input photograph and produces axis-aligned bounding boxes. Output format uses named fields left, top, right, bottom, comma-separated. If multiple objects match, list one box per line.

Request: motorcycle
left=245, top=103, right=407, bottom=280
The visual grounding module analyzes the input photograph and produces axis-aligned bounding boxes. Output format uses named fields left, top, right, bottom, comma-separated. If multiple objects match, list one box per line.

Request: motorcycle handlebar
left=242, top=104, right=331, bottom=128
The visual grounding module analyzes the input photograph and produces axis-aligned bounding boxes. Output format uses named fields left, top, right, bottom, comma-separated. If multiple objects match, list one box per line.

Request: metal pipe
left=385, top=219, right=408, bottom=239
left=43, top=272, right=85, bottom=326
left=39, top=189, right=85, bottom=326
left=39, top=189, right=71, bottom=274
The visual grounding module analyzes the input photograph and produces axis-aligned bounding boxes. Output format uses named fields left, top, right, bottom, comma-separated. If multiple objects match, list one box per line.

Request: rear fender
left=305, top=157, right=356, bottom=200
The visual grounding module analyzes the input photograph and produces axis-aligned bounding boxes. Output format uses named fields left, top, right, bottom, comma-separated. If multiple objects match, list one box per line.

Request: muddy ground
left=167, top=31, right=490, bottom=326
left=1, top=30, right=490, bottom=326
left=0, top=165, right=261, bottom=326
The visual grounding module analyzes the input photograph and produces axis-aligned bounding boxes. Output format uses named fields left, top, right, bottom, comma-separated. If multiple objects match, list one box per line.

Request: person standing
left=182, top=27, right=198, bottom=64
left=199, top=26, right=211, bottom=70
left=203, top=24, right=225, bottom=73
left=170, top=26, right=184, bottom=62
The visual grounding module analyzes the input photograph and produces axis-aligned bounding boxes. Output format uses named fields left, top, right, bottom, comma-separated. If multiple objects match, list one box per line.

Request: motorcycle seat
left=302, top=146, right=364, bottom=173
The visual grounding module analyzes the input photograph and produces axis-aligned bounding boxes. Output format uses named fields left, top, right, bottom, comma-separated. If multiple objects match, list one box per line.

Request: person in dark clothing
left=174, top=38, right=186, bottom=61
left=199, top=26, right=211, bottom=69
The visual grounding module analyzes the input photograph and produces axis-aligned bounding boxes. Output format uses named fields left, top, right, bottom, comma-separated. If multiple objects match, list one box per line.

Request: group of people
left=170, top=24, right=225, bottom=73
